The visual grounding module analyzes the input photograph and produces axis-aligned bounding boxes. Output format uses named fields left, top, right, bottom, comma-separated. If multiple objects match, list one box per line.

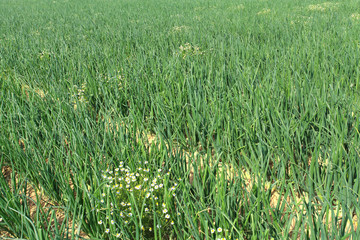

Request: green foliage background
left=0, top=0, right=360, bottom=239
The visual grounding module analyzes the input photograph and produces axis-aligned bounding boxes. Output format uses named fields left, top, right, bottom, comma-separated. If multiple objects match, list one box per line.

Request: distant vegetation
left=1, top=0, right=359, bottom=239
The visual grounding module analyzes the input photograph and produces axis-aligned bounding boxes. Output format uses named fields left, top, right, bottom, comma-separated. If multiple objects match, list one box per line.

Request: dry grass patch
left=142, top=132, right=358, bottom=238
left=0, top=165, right=88, bottom=239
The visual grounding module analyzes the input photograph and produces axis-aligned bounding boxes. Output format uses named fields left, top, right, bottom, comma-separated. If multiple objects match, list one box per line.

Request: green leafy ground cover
left=1, top=0, right=360, bottom=239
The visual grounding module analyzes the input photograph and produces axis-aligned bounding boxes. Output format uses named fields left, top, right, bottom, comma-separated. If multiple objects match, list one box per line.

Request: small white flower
left=211, top=229, right=215, bottom=234
left=146, top=193, right=151, bottom=198
left=98, top=220, right=103, bottom=225
left=116, top=233, right=121, bottom=238
left=111, top=220, right=115, bottom=224
left=144, top=178, right=149, bottom=181
left=165, top=214, right=170, bottom=219
left=163, top=209, right=168, bottom=214
left=217, top=227, right=222, bottom=233
left=105, top=228, right=110, bottom=234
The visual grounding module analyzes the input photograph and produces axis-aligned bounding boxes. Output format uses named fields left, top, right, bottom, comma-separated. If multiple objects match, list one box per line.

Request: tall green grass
left=1, top=0, right=360, bottom=239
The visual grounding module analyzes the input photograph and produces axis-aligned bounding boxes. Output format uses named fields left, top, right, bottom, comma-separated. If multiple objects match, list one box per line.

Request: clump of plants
left=91, top=160, right=180, bottom=239
left=176, top=43, right=205, bottom=59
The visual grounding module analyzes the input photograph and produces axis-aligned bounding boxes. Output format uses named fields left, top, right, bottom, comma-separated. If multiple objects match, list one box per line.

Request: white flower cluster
left=92, top=161, right=180, bottom=238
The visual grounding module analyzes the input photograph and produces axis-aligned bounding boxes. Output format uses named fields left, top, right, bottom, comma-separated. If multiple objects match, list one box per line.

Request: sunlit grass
left=1, top=0, right=360, bottom=239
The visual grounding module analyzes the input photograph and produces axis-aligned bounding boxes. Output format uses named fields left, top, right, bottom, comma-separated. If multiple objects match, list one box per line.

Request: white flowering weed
left=90, top=161, right=180, bottom=239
